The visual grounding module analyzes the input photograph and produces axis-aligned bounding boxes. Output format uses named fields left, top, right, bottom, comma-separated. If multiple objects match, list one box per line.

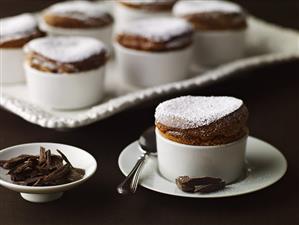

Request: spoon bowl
left=138, top=126, right=157, bottom=155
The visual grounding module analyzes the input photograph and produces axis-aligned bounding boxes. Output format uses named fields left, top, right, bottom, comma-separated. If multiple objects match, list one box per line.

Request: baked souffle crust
left=119, top=0, right=177, bottom=11
left=1, top=31, right=45, bottom=48
left=173, top=0, right=247, bottom=31
left=0, top=14, right=45, bottom=48
left=116, top=33, right=192, bottom=52
left=182, top=13, right=247, bottom=31
left=43, top=13, right=113, bottom=29
left=24, top=37, right=108, bottom=73
left=155, top=96, right=249, bottom=146
left=116, top=18, right=193, bottom=52
left=26, top=52, right=107, bottom=73
left=43, top=1, right=113, bottom=29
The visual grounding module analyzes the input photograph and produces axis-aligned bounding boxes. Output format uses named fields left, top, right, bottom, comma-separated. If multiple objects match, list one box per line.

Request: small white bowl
left=114, top=2, right=172, bottom=32
left=0, top=143, right=97, bottom=203
left=24, top=63, right=106, bottom=110
left=155, top=128, right=247, bottom=183
left=0, top=48, right=25, bottom=84
left=114, top=42, right=192, bottom=87
left=39, top=19, right=113, bottom=50
left=193, top=29, right=246, bottom=68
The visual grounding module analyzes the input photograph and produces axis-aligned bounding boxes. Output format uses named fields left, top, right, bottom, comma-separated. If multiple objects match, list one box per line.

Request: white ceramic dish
left=114, top=42, right=192, bottom=87
left=0, top=48, right=25, bottom=84
left=0, top=143, right=97, bottom=203
left=1, top=16, right=299, bottom=129
left=39, top=18, right=113, bottom=49
left=24, top=63, right=106, bottom=110
left=114, top=2, right=172, bottom=32
left=156, top=128, right=247, bottom=183
left=193, top=30, right=246, bottom=68
left=118, top=136, right=287, bottom=198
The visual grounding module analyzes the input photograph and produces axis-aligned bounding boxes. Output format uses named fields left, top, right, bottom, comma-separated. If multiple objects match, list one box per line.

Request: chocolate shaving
left=15, top=176, right=45, bottom=186
left=56, top=149, right=73, bottom=167
left=45, top=150, right=52, bottom=168
left=176, top=176, right=226, bottom=194
left=50, top=155, right=63, bottom=169
left=0, top=147, right=85, bottom=186
left=1, top=155, right=35, bottom=169
left=8, top=157, right=38, bottom=176
left=67, top=168, right=85, bottom=182
left=39, top=147, right=46, bottom=165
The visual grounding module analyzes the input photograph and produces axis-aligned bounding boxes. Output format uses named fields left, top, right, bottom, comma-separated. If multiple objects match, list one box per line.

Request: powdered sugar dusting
left=24, top=36, right=106, bottom=63
left=119, top=17, right=192, bottom=42
left=173, top=0, right=243, bottom=17
left=155, top=96, right=243, bottom=129
left=0, top=13, right=37, bottom=40
left=46, top=1, right=109, bottom=20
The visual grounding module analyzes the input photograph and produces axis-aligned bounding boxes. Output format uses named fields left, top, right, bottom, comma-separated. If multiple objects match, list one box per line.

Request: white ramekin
left=114, top=3, right=172, bottom=32
left=193, top=29, right=246, bottom=68
left=155, top=128, right=247, bottom=184
left=24, top=63, right=106, bottom=110
left=1, top=48, right=25, bottom=84
left=114, top=42, right=192, bottom=87
left=39, top=19, right=113, bottom=49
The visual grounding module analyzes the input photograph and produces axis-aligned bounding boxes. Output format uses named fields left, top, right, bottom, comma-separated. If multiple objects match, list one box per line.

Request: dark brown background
left=0, top=1, right=298, bottom=225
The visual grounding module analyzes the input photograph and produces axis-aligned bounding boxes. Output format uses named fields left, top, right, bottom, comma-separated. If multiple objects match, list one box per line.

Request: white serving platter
left=1, top=15, right=299, bottom=129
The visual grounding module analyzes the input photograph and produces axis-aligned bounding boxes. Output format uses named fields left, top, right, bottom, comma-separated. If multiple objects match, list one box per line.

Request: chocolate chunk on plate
left=176, top=176, right=226, bottom=194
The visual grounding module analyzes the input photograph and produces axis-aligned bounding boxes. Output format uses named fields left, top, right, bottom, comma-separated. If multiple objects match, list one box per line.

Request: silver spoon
left=117, top=126, right=157, bottom=194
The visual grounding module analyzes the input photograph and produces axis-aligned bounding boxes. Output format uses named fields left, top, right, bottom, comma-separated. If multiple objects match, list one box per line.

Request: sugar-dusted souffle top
left=155, top=96, right=249, bottom=146
left=0, top=14, right=44, bottom=48
left=116, top=17, right=193, bottom=52
left=42, top=0, right=113, bottom=29
left=173, top=0, right=247, bottom=31
left=119, top=0, right=177, bottom=11
left=24, top=36, right=108, bottom=74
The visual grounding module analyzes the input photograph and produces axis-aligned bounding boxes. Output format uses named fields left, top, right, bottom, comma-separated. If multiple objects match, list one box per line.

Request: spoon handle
left=130, top=154, right=148, bottom=193
left=117, top=153, right=147, bottom=195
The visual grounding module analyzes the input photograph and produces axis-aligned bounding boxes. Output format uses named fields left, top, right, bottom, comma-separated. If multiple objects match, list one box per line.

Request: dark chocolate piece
left=50, top=155, right=63, bottom=169
left=11, top=158, right=38, bottom=174
left=39, top=147, right=46, bottom=165
left=45, top=150, right=52, bottom=168
left=56, top=150, right=72, bottom=167
left=67, top=168, right=85, bottom=182
left=1, top=155, right=36, bottom=169
left=194, top=181, right=226, bottom=193
left=176, top=176, right=226, bottom=193
left=43, top=164, right=71, bottom=183
left=15, top=176, right=45, bottom=186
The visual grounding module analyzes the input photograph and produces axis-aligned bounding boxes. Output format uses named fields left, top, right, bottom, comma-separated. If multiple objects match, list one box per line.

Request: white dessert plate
left=0, top=143, right=97, bottom=203
left=0, top=0, right=298, bottom=129
left=118, top=136, right=287, bottom=198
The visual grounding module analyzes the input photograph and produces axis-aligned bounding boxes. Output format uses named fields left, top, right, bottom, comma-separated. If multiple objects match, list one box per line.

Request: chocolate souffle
left=116, top=17, right=193, bottom=52
left=173, top=0, right=247, bottom=31
left=0, top=14, right=44, bottom=48
left=24, top=36, right=108, bottom=74
left=43, top=0, right=113, bottom=29
left=119, top=0, right=177, bottom=11
left=155, top=96, right=249, bottom=146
